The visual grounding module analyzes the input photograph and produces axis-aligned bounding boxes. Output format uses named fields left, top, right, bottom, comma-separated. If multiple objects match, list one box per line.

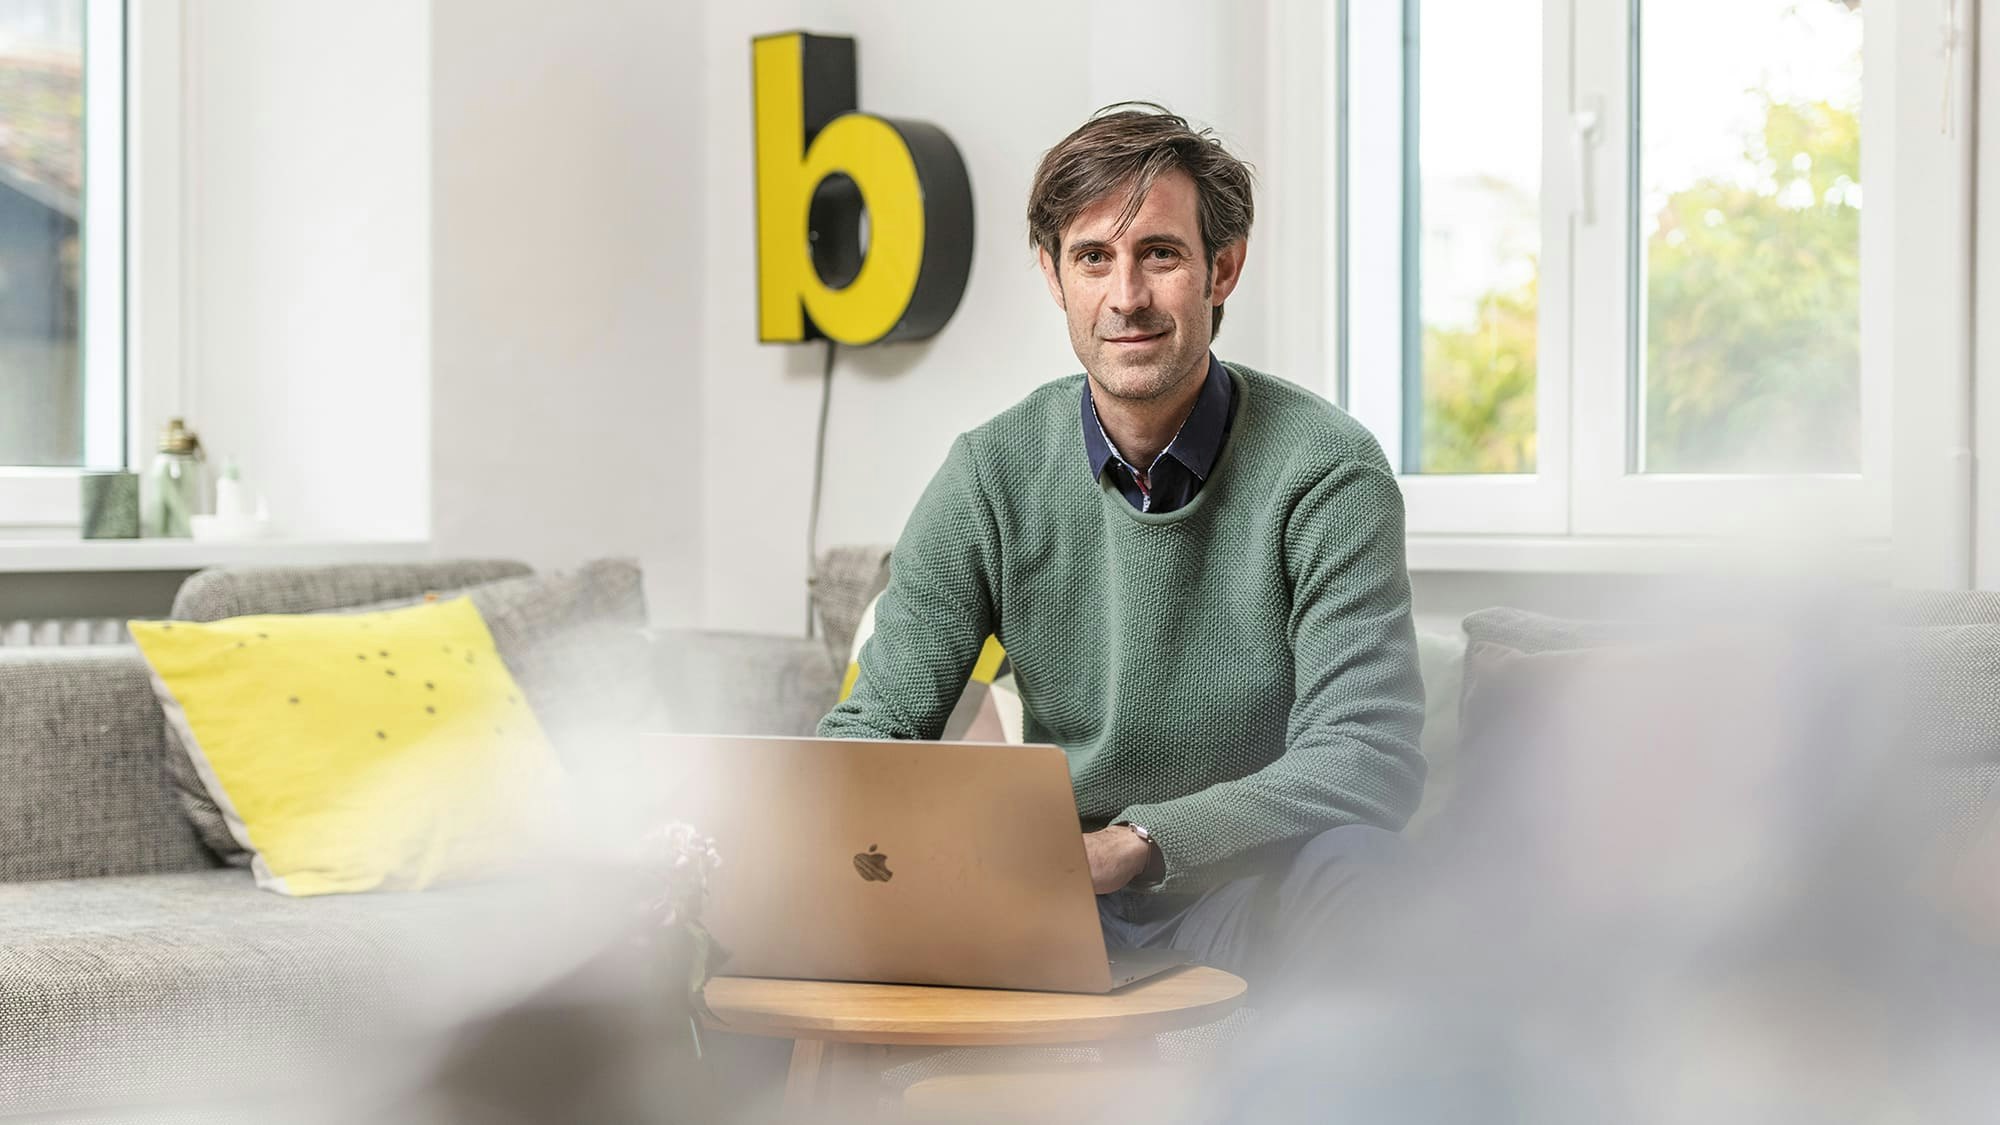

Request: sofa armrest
left=0, top=647, right=214, bottom=882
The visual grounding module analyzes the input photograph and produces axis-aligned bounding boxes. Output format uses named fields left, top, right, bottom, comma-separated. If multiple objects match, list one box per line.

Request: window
left=1633, top=1, right=1861, bottom=475
left=0, top=0, right=123, bottom=527
left=1399, top=0, right=1541, bottom=477
left=1336, top=0, right=1897, bottom=540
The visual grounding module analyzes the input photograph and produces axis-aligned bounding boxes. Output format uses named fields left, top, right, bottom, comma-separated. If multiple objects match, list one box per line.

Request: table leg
left=784, top=1040, right=898, bottom=1119
left=784, top=1039, right=828, bottom=1112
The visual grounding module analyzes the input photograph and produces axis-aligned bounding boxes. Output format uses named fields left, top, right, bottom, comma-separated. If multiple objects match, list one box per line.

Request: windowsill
left=1406, top=534, right=1893, bottom=579
left=0, top=536, right=435, bottom=573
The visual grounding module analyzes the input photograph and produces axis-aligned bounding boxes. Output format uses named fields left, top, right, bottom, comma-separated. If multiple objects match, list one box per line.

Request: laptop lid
left=646, top=734, right=1118, bottom=993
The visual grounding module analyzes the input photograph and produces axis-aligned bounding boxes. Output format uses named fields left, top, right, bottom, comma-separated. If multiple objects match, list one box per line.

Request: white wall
left=698, top=0, right=1275, bottom=634
left=164, top=0, right=706, bottom=625
left=158, top=0, right=1963, bottom=636
left=430, top=0, right=705, bottom=625
left=176, top=0, right=430, bottom=541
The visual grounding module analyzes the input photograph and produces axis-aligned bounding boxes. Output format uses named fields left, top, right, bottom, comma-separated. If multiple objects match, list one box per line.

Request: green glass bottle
left=141, top=418, right=205, bottom=538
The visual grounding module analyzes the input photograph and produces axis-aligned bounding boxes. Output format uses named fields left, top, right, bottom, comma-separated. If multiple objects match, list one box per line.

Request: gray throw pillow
left=1894, top=589, right=2000, bottom=628
left=164, top=559, right=653, bottom=866
left=1446, top=634, right=1853, bottom=881
left=1460, top=606, right=1663, bottom=655
left=1454, top=616, right=2000, bottom=856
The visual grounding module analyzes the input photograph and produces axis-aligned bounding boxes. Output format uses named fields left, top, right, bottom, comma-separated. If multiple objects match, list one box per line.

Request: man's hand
left=1084, top=826, right=1155, bottom=894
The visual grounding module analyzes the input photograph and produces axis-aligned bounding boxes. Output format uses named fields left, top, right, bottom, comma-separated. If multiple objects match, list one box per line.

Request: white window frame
left=0, top=0, right=128, bottom=531
left=1569, top=0, right=1891, bottom=539
left=1338, top=0, right=1570, bottom=536
left=1300, top=0, right=1950, bottom=552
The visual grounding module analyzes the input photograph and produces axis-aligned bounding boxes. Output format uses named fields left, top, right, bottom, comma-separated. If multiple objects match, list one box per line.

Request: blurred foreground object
left=1182, top=591, right=2000, bottom=1124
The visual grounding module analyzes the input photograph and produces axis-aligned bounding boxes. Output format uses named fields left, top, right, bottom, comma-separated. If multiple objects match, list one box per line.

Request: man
left=819, top=104, right=1424, bottom=986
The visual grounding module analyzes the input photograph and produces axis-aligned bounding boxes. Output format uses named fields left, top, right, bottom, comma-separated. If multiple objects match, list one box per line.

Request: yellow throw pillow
left=128, top=597, right=568, bottom=896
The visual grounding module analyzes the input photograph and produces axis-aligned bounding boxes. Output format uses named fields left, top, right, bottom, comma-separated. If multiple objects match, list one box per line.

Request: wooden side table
left=702, top=965, right=1247, bottom=1118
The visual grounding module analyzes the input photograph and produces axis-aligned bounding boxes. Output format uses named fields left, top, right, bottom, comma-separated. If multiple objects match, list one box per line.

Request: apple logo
left=853, top=844, right=893, bottom=883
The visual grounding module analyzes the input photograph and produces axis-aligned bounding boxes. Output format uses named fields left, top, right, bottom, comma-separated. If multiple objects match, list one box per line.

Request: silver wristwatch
left=1115, top=821, right=1164, bottom=888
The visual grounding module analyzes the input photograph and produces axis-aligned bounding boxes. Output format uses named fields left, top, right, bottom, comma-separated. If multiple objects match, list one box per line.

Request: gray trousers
left=1097, top=824, right=1408, bottom=991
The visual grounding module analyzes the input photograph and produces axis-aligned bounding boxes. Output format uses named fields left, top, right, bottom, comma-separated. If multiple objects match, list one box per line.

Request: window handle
left=1571, top=102, right=1603, bottom=226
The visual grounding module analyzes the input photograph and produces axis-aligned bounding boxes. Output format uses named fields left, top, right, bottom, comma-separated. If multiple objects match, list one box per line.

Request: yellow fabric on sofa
left=128, top=597, right=567, bottom=896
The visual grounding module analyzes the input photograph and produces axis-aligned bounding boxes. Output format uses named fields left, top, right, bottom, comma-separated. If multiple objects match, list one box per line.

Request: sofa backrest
left=650, top=628, right=841, bottom=737
left=0, top=646, right=214, bottom=882
left=811, top=546, right=891, bottom=668
left=0, top=559, right=547, bottom=885
left=171, top=559, right=533, bottom=622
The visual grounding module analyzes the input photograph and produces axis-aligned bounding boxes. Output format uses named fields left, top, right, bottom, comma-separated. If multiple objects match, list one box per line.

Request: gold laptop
left=647, top=734, right=1188, bottom=994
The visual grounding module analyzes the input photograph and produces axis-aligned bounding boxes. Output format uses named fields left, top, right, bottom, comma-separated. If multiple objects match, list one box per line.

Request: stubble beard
left=1084, top=330, right=1205, bottom=405
left=1075, top=302, right=1213, bottom=407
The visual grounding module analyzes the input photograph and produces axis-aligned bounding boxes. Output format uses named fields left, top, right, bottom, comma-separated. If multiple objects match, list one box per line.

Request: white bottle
left=214, top=458, right=248, bottom=519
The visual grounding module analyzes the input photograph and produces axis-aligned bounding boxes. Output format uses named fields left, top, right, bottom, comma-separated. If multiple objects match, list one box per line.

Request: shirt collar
left=1081, top=354, right=1234, bottom=483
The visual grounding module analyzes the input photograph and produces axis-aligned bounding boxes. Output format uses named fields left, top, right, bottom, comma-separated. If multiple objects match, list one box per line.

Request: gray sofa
left=6, top=552, right=1997, bottom=1120
left=0, top=552, right=1257, bottom=1114
left=0, top=558, right=850, bottom=1120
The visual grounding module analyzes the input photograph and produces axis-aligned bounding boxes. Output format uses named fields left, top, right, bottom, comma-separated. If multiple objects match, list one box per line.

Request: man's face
left=1038, top=168, right=1245, bottom=403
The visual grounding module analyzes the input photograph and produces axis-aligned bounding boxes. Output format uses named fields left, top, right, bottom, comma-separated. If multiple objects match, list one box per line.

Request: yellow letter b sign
left=753, top=32, right=974, bottom=345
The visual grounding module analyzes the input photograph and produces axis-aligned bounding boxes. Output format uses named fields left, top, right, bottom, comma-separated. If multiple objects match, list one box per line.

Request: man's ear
left=1037, top=245, right=1067, bottom=312
left=1208, top=239, right=1248, bottom=305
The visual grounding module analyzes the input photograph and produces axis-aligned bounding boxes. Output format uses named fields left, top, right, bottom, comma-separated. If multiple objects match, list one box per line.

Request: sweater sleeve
left=1115, top=454, right=1428, bottom=895
left=818, top=434, right=1002, bottom=741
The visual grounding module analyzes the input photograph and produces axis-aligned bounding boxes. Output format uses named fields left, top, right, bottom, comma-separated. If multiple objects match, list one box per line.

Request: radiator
left=0, top=618, right=131, bottom=646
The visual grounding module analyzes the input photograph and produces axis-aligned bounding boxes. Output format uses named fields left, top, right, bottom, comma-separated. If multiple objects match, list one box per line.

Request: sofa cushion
left=1460, top=604, right=2000, bottom=842
left=339, top=559, right=657, bottom=748
left=0, top=869, right=623, bottom=1116
left=651, top=628, right=840, bottom=737
left=1895, top=588, right=2000, bottom=627
left=0, top=647, right=214, bottom=884
left=1446, top=634, right=1849, bottom=901
left=162, top=560, right=653, bottom=866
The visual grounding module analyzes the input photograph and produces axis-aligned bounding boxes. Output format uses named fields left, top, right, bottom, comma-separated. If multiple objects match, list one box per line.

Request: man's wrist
left=1115, top=821, right=1166, bottom=887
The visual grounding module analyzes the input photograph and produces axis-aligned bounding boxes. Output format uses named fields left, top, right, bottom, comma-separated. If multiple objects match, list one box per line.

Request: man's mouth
left=1104, top=331, right=1167, bottom=345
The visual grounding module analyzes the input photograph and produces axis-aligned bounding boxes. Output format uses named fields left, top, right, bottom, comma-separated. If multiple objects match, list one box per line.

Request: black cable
left=805, top=339, right=837, bottom=638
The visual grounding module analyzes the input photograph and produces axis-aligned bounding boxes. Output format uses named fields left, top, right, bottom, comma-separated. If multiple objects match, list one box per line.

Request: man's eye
left=1148, top=247, right=1178, bottom=260
left=1080, top=251, right=1106, bottom=265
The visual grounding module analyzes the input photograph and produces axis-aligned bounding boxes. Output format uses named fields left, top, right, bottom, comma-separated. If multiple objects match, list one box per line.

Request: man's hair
left=1026, top=103, right=1255, bottom=336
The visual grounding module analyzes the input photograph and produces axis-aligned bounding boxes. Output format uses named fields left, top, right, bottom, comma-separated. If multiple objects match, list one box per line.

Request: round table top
left=701, top=965, right=1248, bottom=1047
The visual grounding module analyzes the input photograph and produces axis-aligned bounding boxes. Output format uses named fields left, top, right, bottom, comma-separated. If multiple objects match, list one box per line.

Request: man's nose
left=1108, top=259, right=1152, bottom=317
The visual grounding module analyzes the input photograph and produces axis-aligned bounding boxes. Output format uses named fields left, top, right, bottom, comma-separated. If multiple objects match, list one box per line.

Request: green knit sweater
left=819, top=363, right=1426, bottom=896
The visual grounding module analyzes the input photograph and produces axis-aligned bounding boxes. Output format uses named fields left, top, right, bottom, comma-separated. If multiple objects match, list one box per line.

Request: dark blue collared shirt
left=1083, top=354, right=1237, bottom=514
